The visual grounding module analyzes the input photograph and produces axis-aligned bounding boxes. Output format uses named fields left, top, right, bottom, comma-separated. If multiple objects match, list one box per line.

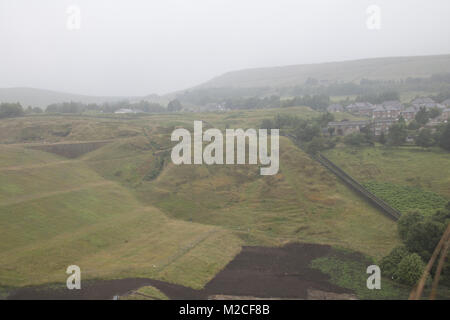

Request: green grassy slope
left=7, top=110, right=443, bottom=294
left=84, top=131, right=399, bottom=259
left=0, top=146, right=242, bottom=288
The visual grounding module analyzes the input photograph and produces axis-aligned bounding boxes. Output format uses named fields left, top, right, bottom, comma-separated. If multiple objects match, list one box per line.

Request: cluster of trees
left=343, top=129, right=374, bottom=147
left=1, top=99, right=184, bottom=116
left=380, top=203, right=450, bottom=286
left=45, top=100, right=167, bottom=114
left=260, top=112, right=337, bottom=153
left=174, top=73, right=450, bottom=109
left=354, top=91, right=399, bottom=105
left=0, top=102, right=24, bottom=118
left=410, top=121, right=450, bottom=151
left=340, top=117, right=450, bottom=151
left=192, top=94, right=330, bottom=111
left=259, top=110, right=450, bottom=154
left=414, top=107, right=442, bottom=126
left=24, top=106, right=43, bottom=114
left=167, top=99, right=183, bottom=112
left=176, top=87, right=269, bottom=106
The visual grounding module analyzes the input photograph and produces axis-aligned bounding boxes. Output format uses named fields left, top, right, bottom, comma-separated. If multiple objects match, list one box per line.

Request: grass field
left=363, top=181, right=447, bottom=216
left=3, top=109, right=448, bottom=298
left=0, top=144, right=242, bottom=289
left=324, top=145, right=450, bottom=203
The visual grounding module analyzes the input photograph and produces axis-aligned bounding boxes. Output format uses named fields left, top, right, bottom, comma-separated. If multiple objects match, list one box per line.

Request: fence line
left=314, top=152, right=401, bottom=220
left=284, top=134, right=401, bottom=220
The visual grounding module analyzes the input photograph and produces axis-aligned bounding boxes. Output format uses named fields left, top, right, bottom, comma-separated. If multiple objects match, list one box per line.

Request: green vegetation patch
left=311, top=253, right=409, bottom=300
left=324, top=146, right=450, bottom=198
left=363, top=181, right=447, bottom=216
left=120, top=286, right=169, bottom=300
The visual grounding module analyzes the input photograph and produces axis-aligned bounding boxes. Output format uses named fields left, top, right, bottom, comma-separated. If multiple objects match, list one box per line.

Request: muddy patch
left=7, top=243, right=357, bottom=300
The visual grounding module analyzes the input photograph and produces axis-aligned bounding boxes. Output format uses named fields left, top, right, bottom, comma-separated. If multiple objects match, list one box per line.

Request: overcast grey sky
left=1, top=0, right=450, bottom=96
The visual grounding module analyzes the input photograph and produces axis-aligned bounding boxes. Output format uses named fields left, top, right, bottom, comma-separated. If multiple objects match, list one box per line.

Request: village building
left=114, top=108, right=137, bottom=114
left=327, top=104, right=344, bottom=113
left=372, top=119, right=397, bottom=136
left=440, top=108, right=450, bottom=120
left=345, top=102, right=374, bottom=116
left=384, top=104, right=402, bottom=119
left=401, top=106, right=418, bottom=121
left=327, top=120, right=370, bottom=136
left=372, top=105, right=387, bottom=119
left=372, top=102, right=403, bottom=120
left=410, top=97, right=445, bottom=110
left=411, top=97, right=435, bottom=106
left=327, top=119, right=397, bottom=137
left=382, top=100, right=403, bottom=109
left=442, top=99, right=450, bottom=107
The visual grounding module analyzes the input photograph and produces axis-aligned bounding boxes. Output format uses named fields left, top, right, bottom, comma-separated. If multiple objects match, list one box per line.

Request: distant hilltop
left=2, top=54, right=450, bottom=109
left=196, top=54, right=450, bottom=89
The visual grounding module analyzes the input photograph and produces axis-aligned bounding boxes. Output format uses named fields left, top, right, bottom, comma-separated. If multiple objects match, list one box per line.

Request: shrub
left=0, top=102, right=24, bottom=118
left=380, top=246, right=410, bottom=278
left=439, top=122, right=450, bottom=151
left=387, top=123, right=407, bottom=146
left=396, top=253, right=425, bottom=286
left=343, top=132, right=373, bottom=146
left=397, top=211, right=425, bottom=241
left=405, top=220, right=445, bottom=261
left=415, top=128, right=435, bottom=148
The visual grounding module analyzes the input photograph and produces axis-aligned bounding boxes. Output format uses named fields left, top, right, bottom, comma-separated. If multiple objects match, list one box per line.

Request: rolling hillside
left=0, top=143, right=242, bottom=288
left=197, top=54, right=450, bottom=88
left=0, top=109, right=402, bottom=294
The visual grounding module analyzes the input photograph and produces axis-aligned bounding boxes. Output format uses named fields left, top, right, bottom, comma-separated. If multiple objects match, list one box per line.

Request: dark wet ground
left=7, top=243, right=355, bottom=300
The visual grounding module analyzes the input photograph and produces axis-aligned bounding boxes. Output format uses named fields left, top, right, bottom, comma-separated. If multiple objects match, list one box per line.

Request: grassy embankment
left=1, top=108, right=426, bottom=298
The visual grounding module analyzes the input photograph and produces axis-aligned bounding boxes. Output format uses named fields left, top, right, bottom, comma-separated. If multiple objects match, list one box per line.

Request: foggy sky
left=1, top=0, right=450, bottom=96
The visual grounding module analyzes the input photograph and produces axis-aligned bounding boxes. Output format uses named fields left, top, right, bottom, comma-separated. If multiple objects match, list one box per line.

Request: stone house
left=327, top=120, right=370, bottom=136
left=401, top=106, right=418, bottom=121
left=327, top=104, right=344, bottom=113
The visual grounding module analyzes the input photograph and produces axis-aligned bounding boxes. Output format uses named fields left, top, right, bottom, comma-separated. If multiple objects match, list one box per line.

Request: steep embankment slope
left=0, top=144, right=242, bottom=289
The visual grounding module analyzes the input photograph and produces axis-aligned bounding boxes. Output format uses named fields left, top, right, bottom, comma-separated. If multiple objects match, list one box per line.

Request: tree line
left=173, top=73, right=450, bottom=108
left=260, top=112, right=450, bottom=153
left=380, top=203, right=450, bottom=286
left=0, top=102, right=25, bottom=118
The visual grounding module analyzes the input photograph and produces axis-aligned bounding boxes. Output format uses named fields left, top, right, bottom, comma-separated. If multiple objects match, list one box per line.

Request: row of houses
left=327, top=97, right=450, bottom=121
left=327, top=119, right=397, bottom=136
left=328, top=109, right=450, bottom=137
